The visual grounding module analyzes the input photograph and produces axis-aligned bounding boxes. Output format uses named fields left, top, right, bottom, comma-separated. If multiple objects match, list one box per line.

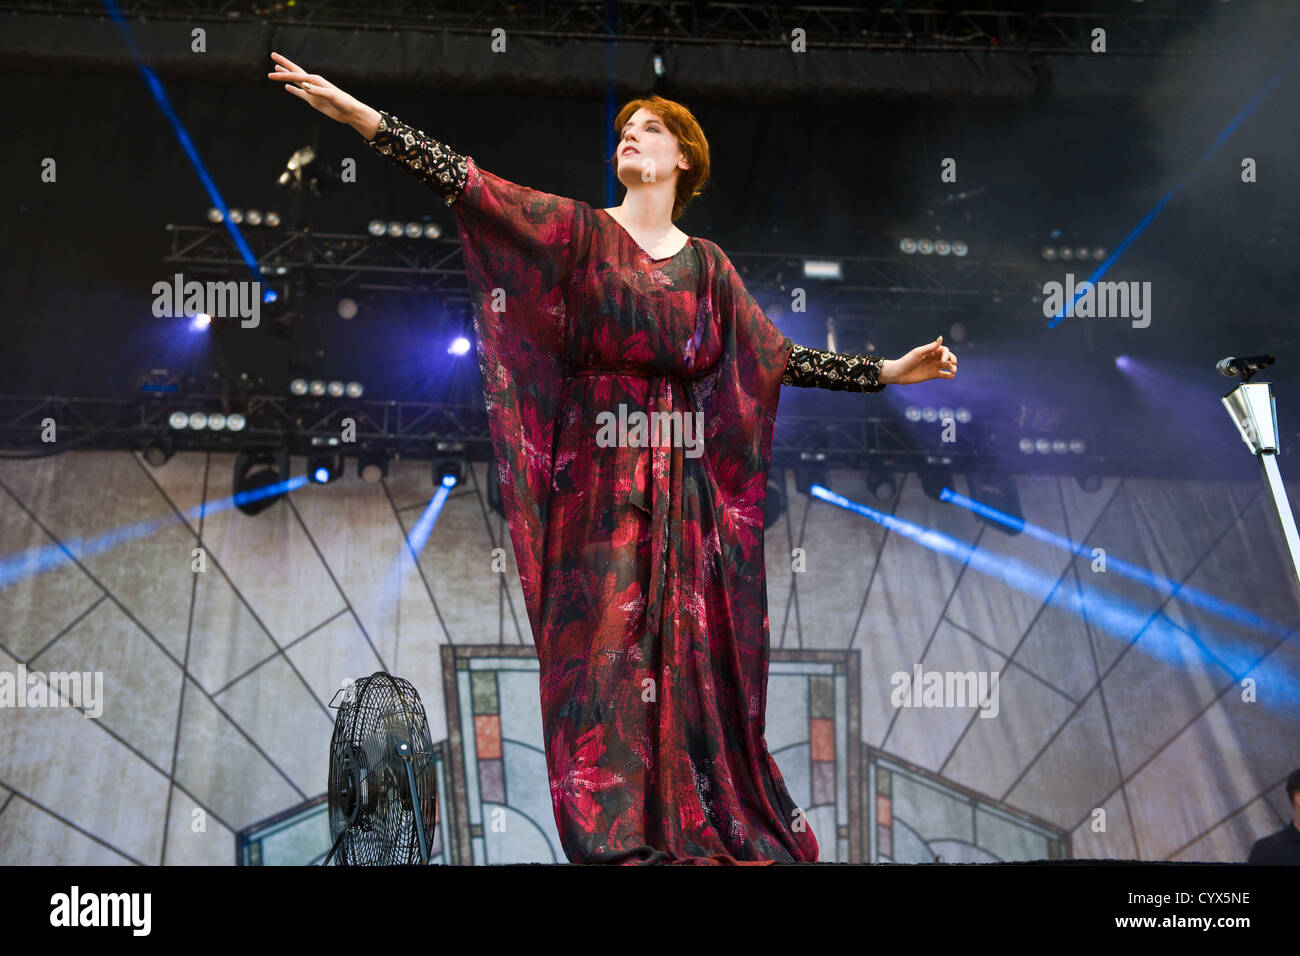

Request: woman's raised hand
left=268, top=52, right=379, bottom=137
left=881, top=336, right=958, bottom=386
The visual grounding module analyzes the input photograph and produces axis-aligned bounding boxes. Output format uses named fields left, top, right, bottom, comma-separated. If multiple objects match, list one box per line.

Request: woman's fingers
left=270, top=51, right=306, bottom=73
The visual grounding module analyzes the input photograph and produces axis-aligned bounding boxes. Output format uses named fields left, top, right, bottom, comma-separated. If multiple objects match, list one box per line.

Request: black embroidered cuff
left=781, top=343, right=886, bottom=392
left=367, top=111, right=469, bottom=206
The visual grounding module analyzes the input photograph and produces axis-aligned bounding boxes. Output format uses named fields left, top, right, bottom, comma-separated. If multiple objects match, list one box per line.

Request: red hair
left=607, top=95, right=711, bottom=222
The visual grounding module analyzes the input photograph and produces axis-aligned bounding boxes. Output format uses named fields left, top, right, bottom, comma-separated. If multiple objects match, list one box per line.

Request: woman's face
left=616, top=108, right=687, bottom=188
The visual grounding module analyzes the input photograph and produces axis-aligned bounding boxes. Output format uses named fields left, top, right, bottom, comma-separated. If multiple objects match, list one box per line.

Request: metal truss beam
left=12, top=1, right=1263, bottom=57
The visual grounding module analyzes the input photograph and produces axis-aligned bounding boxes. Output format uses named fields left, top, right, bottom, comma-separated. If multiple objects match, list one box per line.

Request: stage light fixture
left=1042, top=246, right=1057, bottom=261
left=169, top=411, right=190, bottom=429
left=337, top=298, right=358, bottom=320
left=234, top=446, right=290, bottom=516
left=1052, top=439, right=1069, bottom=454
left=327, top=380, right=345, bottom=397
left=952, top=241, right=968, bottom=257
left=207, top=206, right=223, bottom=223
left=794, top=450, right=829, bottom=495
left=1035, top=438, right=1052, bottom=454
left=424, top=223, right=441, bottom=239
left=905, top=406, right=922, bottom=422
left=1019, top=438, right=1035, bottom=454
left=228, top=208, right=244, bottom=224
left=368, top=220, right=386, bottom=237
left=246, top=209, right=263, bottom=226
left=434, top=457, right=466, bottom=489
left=956, top=408, right=972, bottom=423
left=764, top=474, right=787, bottom=529
left=448, top=336, right=472, bottom=356
left=917, top=239, right=934, bottom=255
left=309, top=451, right=342, bottom=484
left=1059, top=247, right=1074, bottom=261
left=867, top=464, right=896, bottom=501
left=143, top=436, right=174, bottom=467
left=935, top=239, right=951, bottom=256
left=346, top=381, right=364, bottom=398
left=387, top=221, right=404, bottom=238
left=802, top=260, right=842, bottom=280
left=921, top=407, right=938, bottom=422
left=403, top=222, right=421, bottom=239
left=227, top=413, right=246, bottom=432
left=1092, top=247, right=1106, bottom=260
left=899, top=238, right=917, bottom=254
left=188, top=412, right=208, bottom=430
left=358, top=453, right=388, bottom=483
left=290, top=378, right=308, bottom=395
left=265, top=211, right=281, bottom=227
left=309, top=380, right=326, bottom=396
left=1069, top=439, right=1086, bottom=454
left=208, top=413, right=227, bottom=431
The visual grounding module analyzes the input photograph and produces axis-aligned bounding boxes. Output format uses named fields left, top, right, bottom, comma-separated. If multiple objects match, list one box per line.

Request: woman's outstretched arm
left=782, top=336, right=957, bottom=390
left=782, top=344, right=888, bottom=392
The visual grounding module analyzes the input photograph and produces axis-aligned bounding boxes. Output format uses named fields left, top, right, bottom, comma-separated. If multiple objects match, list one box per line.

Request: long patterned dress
left=368, top=113, right=887, bottom=864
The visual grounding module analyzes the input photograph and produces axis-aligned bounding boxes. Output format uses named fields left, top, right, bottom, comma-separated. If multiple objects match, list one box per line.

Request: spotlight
left=234, top=446, right=290, bottom=516
left=917, top=461, right=954, bottom=502
left=309, top=380, right=327, bottom=396
left=1052, top=439, right=1068, bottom=454
left=207, top=413, right=227, bottom=431
left=228, top=208, right=244, bottom=224
left=1035, top=438, right=1052, bottom=454
left=368, top=220, right=386, bottom=237
left=207, top=206, right=223, bottom=223
left=1075, top=247, right=1089, bottom=260
left=955, top=408, right=972, bottom=423
left=169, top=411, right=190, bottom=429
left=952, top=240, right=968, bottom=257
left=309, top=450, right=342, bottom=484
left=1115, top=354, right=1132, bottom=371
left=794, top=450, right=829, bottom=495
left=1075, top=472, right=1103, bottom=493
left=246, top=209, right=263, bottom=226
left=1069, top=438, right=1086, bottom=454
left=265, top=211, right=281, bottom=227
left=346, top=381, right=364, bottom=398
left=227, top=413, right=247, bottom=432
left=424, top=223, right=441, bottom=239
left=802, top=260, right=842, bottom=280
left=1092, top=247, right=1106, bottom=260
left=917, top=239, right=934, bottom=255
left=434, top=457, right=466, bottom=489
left=921, top=407, right=938, bottom=423
left=764, top=474, right=787, bottom=529
left=934, top=239, right=951, bottom=256
left=905, top=406, right=922, bottom=422
left=867, top=464, right=896, bottom=501
left=327, top=380, right=345, bottom=397
left=449, top=336, right=472, bottom=356
left=189, top=313, right=211, bottom=332
left=967, top=473, right=1024, bottom=536
left=358, top=452, right=388, bottom=483
left=1042, top=247, right=1057, bottom=261
left=337, top=297, right=358, bottom=320
left=405, top=222, right=422, bottom=239
left=188, top=412, right=208, bottom=430
left=290, top=378, right=308, bottom=395
left=899, top=238, right=917, bottom=254
left=1059, top=247, right=1073, bottom=261
left=387, top=221, right=404, bottom=238
left=142, top=435, right=174, bottom=467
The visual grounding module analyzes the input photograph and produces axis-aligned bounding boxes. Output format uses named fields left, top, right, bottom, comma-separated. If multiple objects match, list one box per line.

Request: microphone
left=277, top=146, right=315, bottom=186
left=1216, top=354, right=1275, bottom=378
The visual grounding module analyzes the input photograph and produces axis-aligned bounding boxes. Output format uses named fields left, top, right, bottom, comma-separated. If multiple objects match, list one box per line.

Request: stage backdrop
left=0, top=450, right=1296, bottom=864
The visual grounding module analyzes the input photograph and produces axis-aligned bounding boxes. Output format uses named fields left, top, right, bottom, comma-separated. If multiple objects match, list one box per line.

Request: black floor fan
left=323, top=672, right=438, bottom=865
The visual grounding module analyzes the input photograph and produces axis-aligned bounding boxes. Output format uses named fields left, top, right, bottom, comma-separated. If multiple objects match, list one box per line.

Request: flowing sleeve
left=452, top=161, right=592, bottom=643
left=368, top=110, right=591, bottom=642
left=781, top=343, right=887, bottom=392
left=698, top=243, right=794, bottom=580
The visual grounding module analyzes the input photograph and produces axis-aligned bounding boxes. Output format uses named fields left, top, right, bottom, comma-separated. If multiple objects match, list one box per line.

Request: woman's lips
left=621, top=147, right=639, bottom=156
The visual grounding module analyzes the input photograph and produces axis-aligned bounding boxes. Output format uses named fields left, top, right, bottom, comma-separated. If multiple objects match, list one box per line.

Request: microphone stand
left=1220, top=364, right=1300, bottom=593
